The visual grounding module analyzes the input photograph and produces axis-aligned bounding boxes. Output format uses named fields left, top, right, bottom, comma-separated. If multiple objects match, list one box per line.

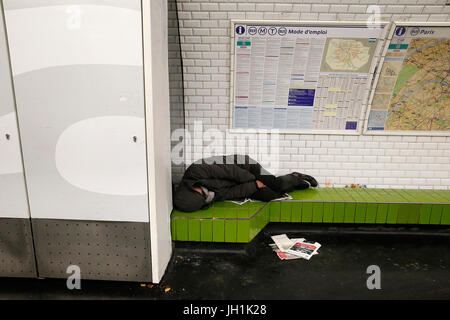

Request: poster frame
left=229, top=20, right=390, bottom=135
left=363, top=21, right=450, bottom=137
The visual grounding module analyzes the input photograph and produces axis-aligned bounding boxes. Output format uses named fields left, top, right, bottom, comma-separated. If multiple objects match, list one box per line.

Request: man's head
left=173, top=183, right=206, bottom=212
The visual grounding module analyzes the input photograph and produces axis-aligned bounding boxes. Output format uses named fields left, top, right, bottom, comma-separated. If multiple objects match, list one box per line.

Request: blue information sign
left=288, top=89, right=316, bottom=107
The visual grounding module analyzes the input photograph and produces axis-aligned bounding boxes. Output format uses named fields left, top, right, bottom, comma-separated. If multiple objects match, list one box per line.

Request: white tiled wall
left=176, top=0, right=450, bottom=189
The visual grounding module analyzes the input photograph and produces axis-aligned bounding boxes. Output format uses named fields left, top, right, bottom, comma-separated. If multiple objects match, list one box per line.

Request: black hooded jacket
left=173, top=155, right=318, bottom=212
left=181, top=156, right=258, bottom=201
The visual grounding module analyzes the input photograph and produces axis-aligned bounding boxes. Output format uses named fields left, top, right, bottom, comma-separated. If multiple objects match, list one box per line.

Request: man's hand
left=256, top=180, right=266, bottom=189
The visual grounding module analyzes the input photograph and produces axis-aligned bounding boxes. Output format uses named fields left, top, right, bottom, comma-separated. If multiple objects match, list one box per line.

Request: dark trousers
left=235, top=156, right=307, bottom=202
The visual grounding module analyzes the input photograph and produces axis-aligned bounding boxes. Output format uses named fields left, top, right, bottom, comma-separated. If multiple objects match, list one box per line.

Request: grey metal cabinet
left=1, top=0, right=173, bottom=283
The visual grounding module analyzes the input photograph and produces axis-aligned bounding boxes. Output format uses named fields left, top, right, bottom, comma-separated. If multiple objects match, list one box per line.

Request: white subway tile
left=311, top=4, right=330, bottom=13
left=255, top=3, right=274, bottom=12
left=219, top=3, right=237, bottom=11
left=178, top=2, right=450, bottom=189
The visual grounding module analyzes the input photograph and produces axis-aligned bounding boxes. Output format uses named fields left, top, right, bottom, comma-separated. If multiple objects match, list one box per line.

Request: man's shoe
left=291, top=172, right=319, bottom=188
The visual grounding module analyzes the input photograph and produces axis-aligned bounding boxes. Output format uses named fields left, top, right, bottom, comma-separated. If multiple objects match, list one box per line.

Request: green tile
left=349, top=188, right=368, bottom=203
left=270, top=202, right=281, bottom=222
left=225, top=208, right=237, bottom=242
left=171, top=219, right=177, bottom=240
left=440, top=191, right=450, bottom=203
left=386, top=204, right=399, bottom=224
left=311, top=187, right=331, bottom=200
left=344, top=203, right=356, bottom=223
left=188, top=219, right=201, bottom=241
left=419, top=204, right=432, bottom=225
left=412, top=190, right=434, bottom=203
left=369, top=188, right=383, bottom=203
left=426, top=190, right=447, bottom=203
left=291, top=188, right=322, bottom=201
left=333, top=188, right=349, bottom=202
left=291, top=203, right=302, bottom=222
left=280, top=202, right=292, bottom=222
left=312, top=190, right=324, bottom=223
left=225, top=219, right=237, bottom=242
left=414, top=190, right=438, bottom=203
left=323, top=202, right=334, bottom=223
left=365, top=204, right=378, bottom=223
left=441, top=191, right=450, bottom=202
left=332, top=190, right=348, bottom=222
left=324, top=188, right=340, bottom=223
left=397, top=205, right=412, bottom=224
left=441, top=205, right=450, bottom=225
left=376, top=204, right=388, bottom=224
left=437, top=192, right=450, bottom=204
left=236, top=220, right=249, bottom=242
left=377, top=188, right=401, bottom=203
left=335, top=188, right=354, bottom=202
left=212, top=220, right=225, bottom=242
left=260, top=204, right=271, bottom=226
left=354, top=203, right=366, bottom=223
left=301, top=202, right=313, bottom=222
left=213, top=206, right=227, bottom=219
left=430, top=204, right=443, bottom=224
left=359, top=189, right=378, bottom=203
left=390, top=189, right=410, bottom=203
left=249, top=206, right=269, bottom=241
left=172, top=188, right=450, bottom=244
left=333, top=203, right=345, bottom=223
left=200, top=219, right=213, bottom=241
left=312, top=202, right=324, bottom=223
left=237, top=207, right=249, bottom=219
left=407, top=205, right=421, bottom=224
left=176, top=219, right=189, bottom=241
left=396, top=189, right=418, bottom=203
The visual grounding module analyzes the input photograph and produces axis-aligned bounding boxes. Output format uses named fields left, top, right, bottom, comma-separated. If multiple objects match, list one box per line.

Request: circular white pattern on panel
left=0, top=112, right=23, bottom=175
left=55, top=116, right=147, bottom=196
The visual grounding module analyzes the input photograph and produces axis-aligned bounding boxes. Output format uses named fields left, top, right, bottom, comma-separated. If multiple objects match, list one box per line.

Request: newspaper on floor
left=270, top=234, right=320, bottom=260
left=269, top=239, right=305, bottom=260
left=286, top=240, right=321, bottom=261
left=226, top=193, right=293, bottom=205
left=271, top=234, right=294, bottom=252
left=269, top=242, right=319, bottom=260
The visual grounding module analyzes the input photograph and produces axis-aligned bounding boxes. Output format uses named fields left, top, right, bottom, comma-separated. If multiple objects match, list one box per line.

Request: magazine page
left=270, top=234, right=294, bottom=252
left=286, top=240, right=321, bottom=260
left=269, top=238, right=305, bottom=260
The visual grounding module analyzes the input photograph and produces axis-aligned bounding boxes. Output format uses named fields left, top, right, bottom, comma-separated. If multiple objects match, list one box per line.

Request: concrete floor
left=1, top=223, right=449, bottom=300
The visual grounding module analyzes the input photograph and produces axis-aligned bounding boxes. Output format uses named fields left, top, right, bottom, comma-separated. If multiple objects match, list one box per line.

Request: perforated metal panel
left=32, top=219, right=152, bottom=282
left=0, top=218, right=37, bottom=278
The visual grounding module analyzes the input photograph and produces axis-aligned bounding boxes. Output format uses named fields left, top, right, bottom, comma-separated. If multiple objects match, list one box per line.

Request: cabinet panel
left=0, top=1, right=29, bottom=219
left=0, top=1, right=37, bottom=278
left=4, top=0, right=149, bottom=222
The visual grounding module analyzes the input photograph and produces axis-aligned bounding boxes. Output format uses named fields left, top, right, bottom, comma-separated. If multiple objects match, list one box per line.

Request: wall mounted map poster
left=231, top=22, right=386, bottom=133
left=367, top=24, right=450, bottom=132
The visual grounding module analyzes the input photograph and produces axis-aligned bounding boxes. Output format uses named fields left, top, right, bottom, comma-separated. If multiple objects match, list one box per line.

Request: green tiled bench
left=171, top=188, right=450, bottom=243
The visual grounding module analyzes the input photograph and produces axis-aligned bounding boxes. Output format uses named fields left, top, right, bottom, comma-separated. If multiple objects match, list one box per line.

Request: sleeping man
left=173, top=155, right=318, bottom=212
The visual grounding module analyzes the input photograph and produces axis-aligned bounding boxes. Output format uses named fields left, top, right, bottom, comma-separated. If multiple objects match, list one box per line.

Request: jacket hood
left=173, top=182, right=206, bottom=212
